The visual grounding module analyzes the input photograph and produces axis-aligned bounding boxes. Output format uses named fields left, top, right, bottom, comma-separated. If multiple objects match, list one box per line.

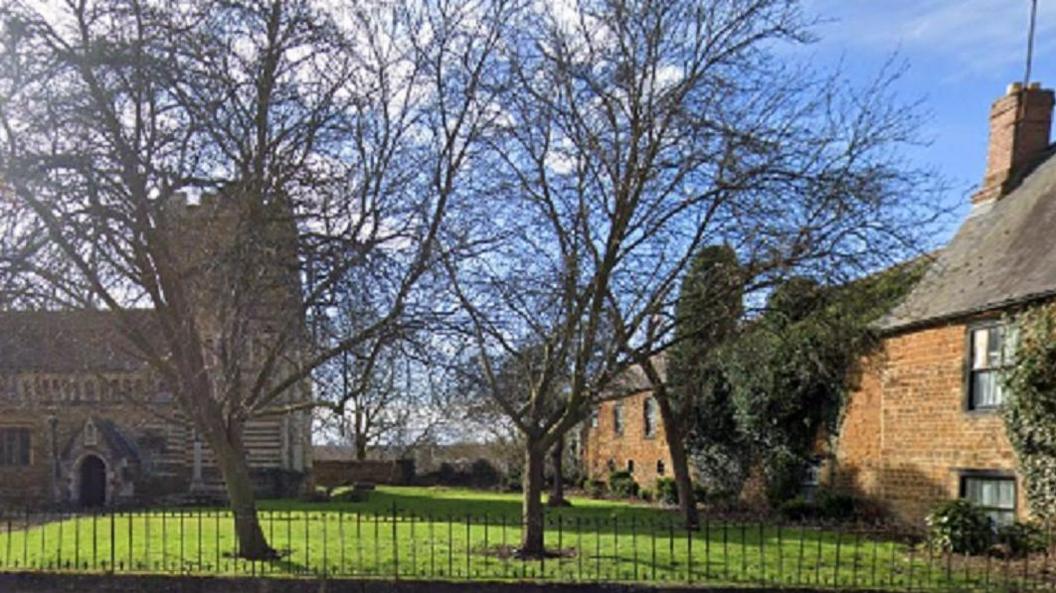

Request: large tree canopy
left=0, top=0, right=508, bottom=558
left=444, top=0, right=945, bottom=553
left=689, top=266, right=923, bottom=503
left=662, top=244, right=744, bottom=526
left=0, top=0, right=949, bottom=560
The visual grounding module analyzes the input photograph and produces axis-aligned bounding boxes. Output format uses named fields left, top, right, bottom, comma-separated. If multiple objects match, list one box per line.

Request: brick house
left=0, top=194, right=313, bottom=508
left=834, top=82, right=1056, bottom=525
left=581, top=388, right=673, bottom=491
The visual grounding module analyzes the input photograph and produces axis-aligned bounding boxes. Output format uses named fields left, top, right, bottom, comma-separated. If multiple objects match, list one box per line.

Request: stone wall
left=834, top=321, right=1026, bottom=523
left=0, top=389, right=306, bottom=508
left=0, top=572, right=769, bottom=593
left=582, top=391, right=672, bottom=492
left=314, top=459, right=415, bottom=489
left=0, top=399, right=193, bottom=508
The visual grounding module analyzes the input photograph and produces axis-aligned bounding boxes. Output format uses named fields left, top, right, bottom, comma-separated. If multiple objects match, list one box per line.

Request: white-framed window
left=656, top=459, right=666, bottom=476
left=589, top=408, right=599, bottom=428
left=802, top=458, right=822, bottom=502
left=613, top=403, right=624, bottom=436
left=643, top=397, right=658, bottom=438
left=968, top=324, right=1016, bottom=410
left=961, top=474, right=1016, bottom=526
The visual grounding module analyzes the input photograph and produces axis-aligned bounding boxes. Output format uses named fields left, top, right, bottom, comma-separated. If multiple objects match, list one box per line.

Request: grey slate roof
left=0, top=310, right=154, bottom=373
left=881, top=150, right=1056, bottom=331
left=61, top=417, right=142, bottom=463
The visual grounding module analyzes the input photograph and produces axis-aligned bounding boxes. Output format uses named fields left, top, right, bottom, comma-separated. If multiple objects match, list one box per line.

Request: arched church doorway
left=79, top=455, right=107, bottom=508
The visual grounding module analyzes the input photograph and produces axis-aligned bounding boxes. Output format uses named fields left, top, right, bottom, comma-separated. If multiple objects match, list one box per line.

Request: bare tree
left=314, top=339, right=456, bottom=461
left=444, top=0, right=944, bottom=555
left=0, top=0, right=508, bottom=558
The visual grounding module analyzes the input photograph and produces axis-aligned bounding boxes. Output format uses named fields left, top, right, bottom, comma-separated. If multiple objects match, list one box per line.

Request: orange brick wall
left=835, top=322, right=1026, bottom=523
left=582, top=392, right=673, bottom=492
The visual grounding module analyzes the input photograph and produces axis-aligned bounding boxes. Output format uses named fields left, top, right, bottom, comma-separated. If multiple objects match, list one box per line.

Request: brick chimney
left=973, top=82, right=1055, bottom=204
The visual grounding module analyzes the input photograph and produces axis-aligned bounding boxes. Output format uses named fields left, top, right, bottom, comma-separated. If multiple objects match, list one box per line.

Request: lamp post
left=47, top=415, right=60, bottom=504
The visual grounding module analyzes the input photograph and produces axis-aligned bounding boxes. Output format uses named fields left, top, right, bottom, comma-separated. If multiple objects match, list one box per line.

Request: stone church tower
left=0, top=190, right=313, bottom=508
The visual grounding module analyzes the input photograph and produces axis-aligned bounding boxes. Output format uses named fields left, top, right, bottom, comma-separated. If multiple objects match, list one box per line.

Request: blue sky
left=801, top=0, right=1056, bottom=240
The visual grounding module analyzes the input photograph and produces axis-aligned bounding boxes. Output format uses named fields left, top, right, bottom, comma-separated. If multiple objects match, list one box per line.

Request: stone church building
left=0, top=193, right=312, bottom=508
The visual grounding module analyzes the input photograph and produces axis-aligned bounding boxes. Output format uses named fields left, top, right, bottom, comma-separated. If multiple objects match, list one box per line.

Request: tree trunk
left=519, top=442, right=547, bottom=557
left=656, top=395, right=700, bottom=530
left=547, top=435, right=570, bottom=507
left=354, top=432, right=368, bottom=461
left=353, top=404, right=368, bottom=461
left=204, top=418, right=277, bottom=560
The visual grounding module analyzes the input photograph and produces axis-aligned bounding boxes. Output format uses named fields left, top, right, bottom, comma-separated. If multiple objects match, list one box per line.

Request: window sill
left=965, top=406, right=1002, bottom=416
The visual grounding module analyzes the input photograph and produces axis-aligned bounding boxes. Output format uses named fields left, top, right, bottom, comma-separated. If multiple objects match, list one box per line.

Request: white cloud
left=806, top=0, right=1056, bottom=78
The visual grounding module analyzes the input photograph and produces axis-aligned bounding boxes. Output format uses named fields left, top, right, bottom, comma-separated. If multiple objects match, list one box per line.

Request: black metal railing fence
left=0, top=505, right=1051, bottom=590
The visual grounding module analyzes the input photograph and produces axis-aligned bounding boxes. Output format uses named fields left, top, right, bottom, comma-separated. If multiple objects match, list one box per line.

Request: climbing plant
left=1004, top=303, right=1056, bottom=520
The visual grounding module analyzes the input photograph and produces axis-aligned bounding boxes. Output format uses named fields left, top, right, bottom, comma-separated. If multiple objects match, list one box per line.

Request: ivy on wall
left=1004, top=304, right=1056, bottom=520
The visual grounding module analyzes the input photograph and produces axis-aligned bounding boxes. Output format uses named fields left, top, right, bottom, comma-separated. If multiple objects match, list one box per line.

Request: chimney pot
left=973, top=83, right=1055, bottom=204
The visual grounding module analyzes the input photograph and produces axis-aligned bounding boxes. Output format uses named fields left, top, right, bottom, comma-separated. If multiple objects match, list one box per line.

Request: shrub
left=997, top=522, right=1047, bottom=557
left=608, top=470, right=639, bottom=498
left=468, top=458, right=501, bottom=488
left=692, top=482, right=708, bottom=504
left=655, top=477, right=679, bottom=506
left=301, top=487, right=331, bottom=503
left=586, top=479, right=607, bottom=499
left=639, top=488, right=654, bottom=502
left=778, top=491, right=873, bottom=523
left=332, top=489, right=369, bottom=503
left=778, top=496, right=817, bottom=522
left=502, top=465, right=522, bottom=492
left=437, top=462, right=458, bottom=483
left=817, top=491, right=856, bottom=521
left=926, top=500, right=992, bottom=555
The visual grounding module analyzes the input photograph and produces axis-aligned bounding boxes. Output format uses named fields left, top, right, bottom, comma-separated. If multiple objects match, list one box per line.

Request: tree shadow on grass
left=261, top=486, right=679, bottom=525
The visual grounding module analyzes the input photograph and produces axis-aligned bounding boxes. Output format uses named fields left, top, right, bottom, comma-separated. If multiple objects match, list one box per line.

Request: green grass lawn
left=0, top=486, right=1042, bottom=589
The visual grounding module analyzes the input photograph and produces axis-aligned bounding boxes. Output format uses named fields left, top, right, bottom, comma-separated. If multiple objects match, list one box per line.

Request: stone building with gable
left=0, top=193, right=312, bottom=508
left=581, top=361, right=673, bottom=491
left=833, top=81, right=1056, bottom=525
left=582, top=82, right=1056, bottom=524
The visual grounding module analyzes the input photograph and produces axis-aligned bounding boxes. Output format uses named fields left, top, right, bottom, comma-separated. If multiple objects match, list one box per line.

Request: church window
left=84, top=380, right=96, bottom=401
left=0, top=428, right=30, bottom=466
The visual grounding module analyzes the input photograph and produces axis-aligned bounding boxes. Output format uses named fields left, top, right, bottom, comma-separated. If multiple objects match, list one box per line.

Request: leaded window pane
left=972, top=371, right=1003, bottom=408
left=963, top=476, right=1016, bottom=527
left=18, top=430, right=29, bottom=465
left=970, top=325, right=1014, bottom=409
